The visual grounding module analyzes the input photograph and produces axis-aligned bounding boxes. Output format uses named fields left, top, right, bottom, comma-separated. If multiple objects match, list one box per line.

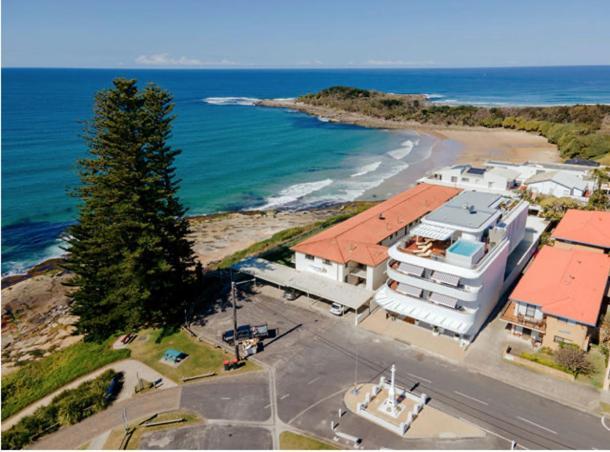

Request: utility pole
left=231, top=280, right=240, bottom=361
left=229, top=272, right=256, bottom=362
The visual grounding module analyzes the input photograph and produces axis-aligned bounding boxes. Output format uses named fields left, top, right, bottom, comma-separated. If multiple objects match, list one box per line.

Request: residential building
left=374, top=190, right=538, bottom=344
left=291, top=184, right=460, bottom=291
left=500, top=246, right=610, bottom=350
left=420, top=164, right=520, bottom=194
left=523, top=171, right=590, bottom=200
left=552, top=209, right=610, bottom=253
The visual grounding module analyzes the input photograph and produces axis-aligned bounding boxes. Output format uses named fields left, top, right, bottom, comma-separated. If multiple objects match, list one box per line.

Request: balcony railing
left=500, top=301, right=546, bottom=332
left=386, top=279, right=473, bottom=313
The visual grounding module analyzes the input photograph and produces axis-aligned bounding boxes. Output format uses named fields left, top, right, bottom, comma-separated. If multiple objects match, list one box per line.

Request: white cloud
left=365, top=59, right=435, bottom=67
left=296, top=59, right=323, bottom=66
left=135, top=53, right=238, bottom=67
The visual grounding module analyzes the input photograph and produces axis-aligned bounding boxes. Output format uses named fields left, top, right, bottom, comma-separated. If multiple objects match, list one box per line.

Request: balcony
left=386, top=280, right=475, bottom=313
left=499, top=300, right=546, bottom=333
left=398, top=237, right=450, bottom=259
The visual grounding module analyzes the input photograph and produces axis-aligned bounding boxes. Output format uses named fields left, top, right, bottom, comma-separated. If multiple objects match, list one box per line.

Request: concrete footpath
left=2, top=359, right=175, bottom=432
left=31, top=386, right=182, bottom=449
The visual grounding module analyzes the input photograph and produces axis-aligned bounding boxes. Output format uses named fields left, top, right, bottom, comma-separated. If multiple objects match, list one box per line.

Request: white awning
left=398, top=262, right=424, bottom=277
left=429, top=292, right=459, bottom=309
left=431, top=271, right=460, bottom=287
left=411, top=223, right=455, bottom=241
left=397, top=283, right=423, bottom=298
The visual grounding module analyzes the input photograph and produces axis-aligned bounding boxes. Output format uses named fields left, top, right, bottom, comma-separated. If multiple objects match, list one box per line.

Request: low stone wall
left=504, top=352, right=575, bottom=382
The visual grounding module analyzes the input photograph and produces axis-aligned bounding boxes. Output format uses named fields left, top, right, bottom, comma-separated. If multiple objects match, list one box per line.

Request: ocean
left=3, top=66, right=610, bottom=275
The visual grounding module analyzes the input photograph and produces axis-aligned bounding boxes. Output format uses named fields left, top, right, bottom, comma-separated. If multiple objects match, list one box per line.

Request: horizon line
left=3, top=64, right=610, bottom=71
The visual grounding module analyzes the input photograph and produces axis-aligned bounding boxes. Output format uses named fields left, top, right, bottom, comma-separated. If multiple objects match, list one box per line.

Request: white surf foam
left=259, top=178, right=334, bottom=209
left=317, top=116, right=330, bottom=122
left=387, top=138, right=419, bottom=160
left=350, top=161, right=382, bottom=178
left=204, top=97, right=261, bottom=106
left=425, top=93, right=445, bottom=100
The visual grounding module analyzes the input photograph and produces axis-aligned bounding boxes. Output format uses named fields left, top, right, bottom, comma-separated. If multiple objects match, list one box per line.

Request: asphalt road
left=212, top=293, right=610, bottom=450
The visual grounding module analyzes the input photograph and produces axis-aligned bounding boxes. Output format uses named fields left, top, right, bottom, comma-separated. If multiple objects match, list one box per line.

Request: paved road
left=196, top=292, right=610, bottom=450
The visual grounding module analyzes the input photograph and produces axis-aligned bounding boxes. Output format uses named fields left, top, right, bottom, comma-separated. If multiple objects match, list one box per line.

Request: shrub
left=1, top=370, right=120, bottom=450
left=554, top=346, right=592, bottom=376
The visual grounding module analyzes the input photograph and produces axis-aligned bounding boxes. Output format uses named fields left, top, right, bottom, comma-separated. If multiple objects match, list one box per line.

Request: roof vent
left=379, top=213, right=385, bottom=220
left=463, top=204, right=477, bottom=214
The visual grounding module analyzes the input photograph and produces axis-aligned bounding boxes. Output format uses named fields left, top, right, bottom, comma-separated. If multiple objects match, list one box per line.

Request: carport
left=233, top=258, right=374, bottom=325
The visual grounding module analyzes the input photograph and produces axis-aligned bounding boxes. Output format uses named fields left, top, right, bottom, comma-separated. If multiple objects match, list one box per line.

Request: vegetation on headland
left=1, top=370, right=120, bottom=450
left=1, top=337, right=129, bottom=421
left=63, top=78, right=198, bottom=341
left=298, top=86, right=610, bottom=162
left=214, top=201, right=377, bottom=269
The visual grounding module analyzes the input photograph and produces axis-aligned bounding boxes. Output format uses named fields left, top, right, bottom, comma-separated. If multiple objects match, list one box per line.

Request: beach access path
left=1, top=359, right=175, bottom=432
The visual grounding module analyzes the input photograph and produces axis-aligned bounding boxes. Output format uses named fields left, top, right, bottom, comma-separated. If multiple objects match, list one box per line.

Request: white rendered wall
left=295, top=252, right=344, bottom=282
left=367, top=262, right=388, bottom=291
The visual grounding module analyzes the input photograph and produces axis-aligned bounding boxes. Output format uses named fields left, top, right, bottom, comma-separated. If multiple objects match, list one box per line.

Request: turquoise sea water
left=3, top=66, right=610, bottom=275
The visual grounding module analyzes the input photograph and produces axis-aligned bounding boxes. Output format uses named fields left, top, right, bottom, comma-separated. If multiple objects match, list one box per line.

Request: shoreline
left=259, top=98, right=559, bottom=201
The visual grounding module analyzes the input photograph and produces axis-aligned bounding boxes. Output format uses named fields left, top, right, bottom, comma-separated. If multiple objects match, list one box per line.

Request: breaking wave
left=350, top=161, right=382, bottom=178
left=258, top=178, right=334, bottom=209
left=204, top=97, right=261, bottom=106
left=387, top=139, right=419, bottom=160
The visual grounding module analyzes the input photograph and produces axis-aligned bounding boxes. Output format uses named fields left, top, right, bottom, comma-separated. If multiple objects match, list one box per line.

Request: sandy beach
left=259, top=99, right=560, bottom=164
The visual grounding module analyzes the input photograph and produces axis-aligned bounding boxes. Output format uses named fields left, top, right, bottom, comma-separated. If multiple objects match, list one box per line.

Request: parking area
left=140, top=424, right=272, bottom=450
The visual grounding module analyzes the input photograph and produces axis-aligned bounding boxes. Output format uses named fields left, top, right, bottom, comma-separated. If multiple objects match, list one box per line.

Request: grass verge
left=1, top=337, right=129, bottom=420
left=102, top=410, right=202, bottom=450
left=127, top=328, right=257, bottom=382
left=280, top=431, right=338, bottom=450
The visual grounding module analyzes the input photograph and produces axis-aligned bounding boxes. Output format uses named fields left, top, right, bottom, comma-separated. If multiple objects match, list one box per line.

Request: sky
left=2, top=0, right=610, bottom=68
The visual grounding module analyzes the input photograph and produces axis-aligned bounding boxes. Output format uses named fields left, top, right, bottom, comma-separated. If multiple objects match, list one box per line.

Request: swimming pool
left=448, top=239, right=483, bottom=257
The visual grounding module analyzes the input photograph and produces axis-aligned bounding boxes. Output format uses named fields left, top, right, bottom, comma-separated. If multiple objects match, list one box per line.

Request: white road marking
left=407, top=372, right=432, bottom=384
left=307, top=376, right=321, bottom=385
left=602, top=415, right=610, bottom=431
left=280, top=393, right=290, bottom=400
left=470, top=420, right=529, bottom=450
left=220, top=396, right=231, bottom=400
left=516, top=416, right=557, bottom=435
left=453, top=390, right=488, bottom=406
left=263, top=403, right=271, bottom=409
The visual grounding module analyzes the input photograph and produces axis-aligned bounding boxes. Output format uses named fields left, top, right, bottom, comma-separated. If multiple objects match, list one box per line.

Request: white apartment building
left=374, top=190, right=532, bottom=344
left=420, top=161, right=599, bottom=202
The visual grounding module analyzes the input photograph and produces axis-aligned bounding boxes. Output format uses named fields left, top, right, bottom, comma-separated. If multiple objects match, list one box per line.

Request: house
left=374, top=190, right=539, bottom=344
left=500, top=246, right=610, bottom=350
left=420, top=164, right=520, bottom=194
left=552, top=209, right=610, bottom=253
left=524, top=171, right=591, bottom=200
left=291, top=184, right=460, bottom=291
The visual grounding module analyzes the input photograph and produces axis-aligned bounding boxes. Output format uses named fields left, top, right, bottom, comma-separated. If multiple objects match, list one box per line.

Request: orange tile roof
left=552, top=209, right=610, bottom=249
left=509, top=246, right=610, bottom=326
left=291, top=184, right=461, bottom=266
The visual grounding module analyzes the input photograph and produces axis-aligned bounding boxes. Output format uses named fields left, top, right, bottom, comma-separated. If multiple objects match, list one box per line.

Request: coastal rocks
left=1, top=272, right=82, bottom=374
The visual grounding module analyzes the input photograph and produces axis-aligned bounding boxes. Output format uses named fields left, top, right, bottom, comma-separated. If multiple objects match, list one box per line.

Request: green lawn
left=127, top=328, right=257, bottom=382
left=520, top=345, right=607, bottom=388
left=280, top=431, right=338, bottom=450
left=1, top=337, right=129, bottom=420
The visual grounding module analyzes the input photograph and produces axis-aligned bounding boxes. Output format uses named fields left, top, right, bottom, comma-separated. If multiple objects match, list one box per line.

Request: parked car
left=329, top=302, right=345, bottom=316
left=283, top=289, right=299, bottom=301
left=222, top=324, right=252, bottom=344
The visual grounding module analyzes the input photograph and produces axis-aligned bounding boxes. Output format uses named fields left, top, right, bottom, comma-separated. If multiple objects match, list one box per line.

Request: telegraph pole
left=231, top=279, right=240, bottom=360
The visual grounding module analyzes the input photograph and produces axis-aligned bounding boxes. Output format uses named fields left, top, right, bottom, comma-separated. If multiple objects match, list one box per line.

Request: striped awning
left=431, top=271, right=460, bottom=287
left=411, top=223, right=455, bottom=241
left=398, top=262, right=424, bottom=277
left=429, top=292, right=459, bottom=309
left=397, top=283, right=423, bottom=298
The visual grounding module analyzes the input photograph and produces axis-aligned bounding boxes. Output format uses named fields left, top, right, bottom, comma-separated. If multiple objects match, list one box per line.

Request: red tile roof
left=552, top=209, right=610, bottom=249
left=510, top=246, right=610, bottom=326
left=291, top=184, right=460, bottom=266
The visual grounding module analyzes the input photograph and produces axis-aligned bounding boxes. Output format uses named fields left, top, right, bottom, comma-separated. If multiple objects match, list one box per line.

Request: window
left=323, top=259, right=331, bottom=265
left=451, top=176, right=458, bottom=183
left=462, top=177, right=470, bottom=183
left=488, top=181, right=494, bottom=188
left=554, top=336, right=572, bottom=344
left=525, top=305, right=536, bottom=318
left=305, top=254, right=314, bottom=261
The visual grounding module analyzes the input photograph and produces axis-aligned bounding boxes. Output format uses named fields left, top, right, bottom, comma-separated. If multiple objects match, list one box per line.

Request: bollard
left=420, top=393, right=428, bottom=403
left=338, top=408, right=344, bottom=417
left=379, top=376, right=385, bottom=386
left=331, top=420, right=336, bottom=431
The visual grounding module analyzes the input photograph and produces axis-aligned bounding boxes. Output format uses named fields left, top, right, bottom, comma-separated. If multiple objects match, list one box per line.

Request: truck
left=222, top=323, right=270, bottom=345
